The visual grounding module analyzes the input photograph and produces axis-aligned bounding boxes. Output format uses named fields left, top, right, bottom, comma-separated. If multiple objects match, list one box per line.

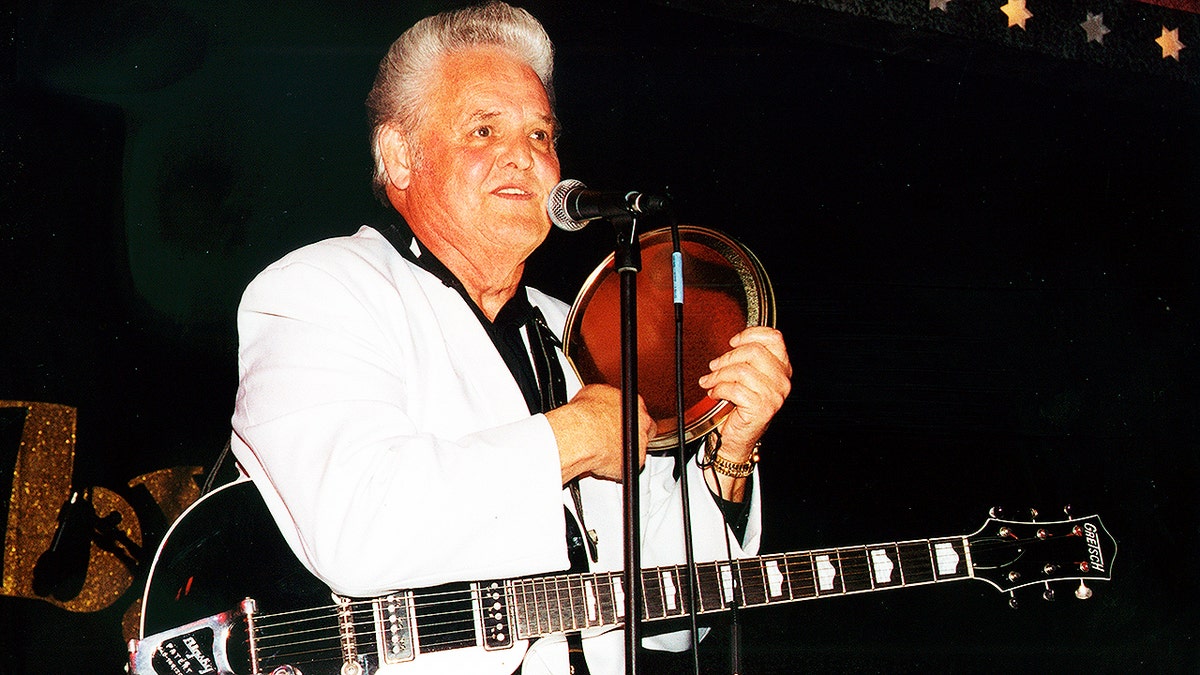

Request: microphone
left=547, top=179, right=671, bottom=231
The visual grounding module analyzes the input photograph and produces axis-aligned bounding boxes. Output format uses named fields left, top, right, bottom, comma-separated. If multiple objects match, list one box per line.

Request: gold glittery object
left=130, top=466, right=204, bottom=526
left=122, top=596, right=145, bottom=644
left=2, top=401, right=206, bottom=624
left=61, top=486, right=140, bottom=612
left=121, top=466, right=204, bottom=637
left=1, top=401, right=77, bottom=600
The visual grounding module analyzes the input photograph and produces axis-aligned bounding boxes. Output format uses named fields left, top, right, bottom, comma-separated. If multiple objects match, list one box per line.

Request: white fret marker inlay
left=613, top=578, right=625, bottom=618
left=719, top=564, right=734, bottom=605
left=662, top=571, right=677, bottom=611
left=934, top=542, right=961, bottom=576
left=870, top=548, right=894, bottom=583
left=765, top=560, right=785, bottom=597
left=584, top=580, right=597, bottom=622
left=816, top=555, right=837, bottom=591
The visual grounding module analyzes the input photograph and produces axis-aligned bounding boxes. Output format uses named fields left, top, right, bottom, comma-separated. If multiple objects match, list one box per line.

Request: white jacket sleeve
left=231, top=238, right=570, bottom=597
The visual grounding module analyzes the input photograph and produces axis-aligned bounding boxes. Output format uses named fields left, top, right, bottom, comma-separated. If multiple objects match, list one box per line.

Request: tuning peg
left=1030, top=508, right=1039, bottom=521
left=1042, top=583, right=1055, bottom=601
left=1063, top=504, right=1074, bottom=519
left=1008, top=592, right=1019, bottom=609
left=1074, top=581, right=1093, bottom=600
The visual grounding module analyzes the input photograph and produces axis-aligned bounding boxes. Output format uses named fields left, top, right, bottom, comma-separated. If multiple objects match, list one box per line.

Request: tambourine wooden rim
left=563, top=225, right=775, bottom=450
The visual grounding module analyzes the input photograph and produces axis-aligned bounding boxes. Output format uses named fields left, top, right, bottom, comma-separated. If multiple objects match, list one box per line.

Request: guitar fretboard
left=508, top=536, right=972, bottom=639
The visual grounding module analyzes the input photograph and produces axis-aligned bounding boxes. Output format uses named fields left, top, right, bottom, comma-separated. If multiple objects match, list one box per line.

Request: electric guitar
left=129, top=480, right=1116, bottom=675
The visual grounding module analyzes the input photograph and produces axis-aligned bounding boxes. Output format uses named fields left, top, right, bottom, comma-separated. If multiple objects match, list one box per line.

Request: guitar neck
left=508, top=535, right=972, bottom=639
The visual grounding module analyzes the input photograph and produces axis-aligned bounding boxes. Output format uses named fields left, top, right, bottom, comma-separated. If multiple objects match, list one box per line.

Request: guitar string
left=248, top=531, right=1038, bottom=636
left=241, top=537, right=1060, bottom=661
left=246, top=535, right=1034, bottom=649
left=247, top=536, right=1045, bottom=657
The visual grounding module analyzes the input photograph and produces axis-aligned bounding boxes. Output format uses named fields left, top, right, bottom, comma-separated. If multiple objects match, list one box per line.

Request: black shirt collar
left=373, top=220, right=548, bottom=414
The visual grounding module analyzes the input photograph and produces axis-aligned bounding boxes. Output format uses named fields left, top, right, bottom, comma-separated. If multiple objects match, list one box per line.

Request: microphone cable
left=668, top=213, right=705, bottom=675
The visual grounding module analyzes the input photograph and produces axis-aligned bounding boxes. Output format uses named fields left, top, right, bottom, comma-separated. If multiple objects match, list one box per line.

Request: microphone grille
left=547, top=179, right=587, bottom=231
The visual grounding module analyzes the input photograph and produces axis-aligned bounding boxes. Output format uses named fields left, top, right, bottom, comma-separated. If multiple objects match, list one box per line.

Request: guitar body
left=138, top=480, right=529, bottom=675
left=142, top=480, right=320, bottom=636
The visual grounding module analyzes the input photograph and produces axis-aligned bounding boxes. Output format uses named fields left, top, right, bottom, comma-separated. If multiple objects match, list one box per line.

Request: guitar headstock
left=966, top=507, right=1116, bottom=601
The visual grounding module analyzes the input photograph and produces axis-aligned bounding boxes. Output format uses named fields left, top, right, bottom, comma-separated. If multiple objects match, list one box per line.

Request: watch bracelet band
left=710, top=446, right=760, bottom=478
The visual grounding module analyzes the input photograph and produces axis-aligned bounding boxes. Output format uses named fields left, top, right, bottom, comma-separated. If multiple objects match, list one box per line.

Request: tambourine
left=563, top=226, right=775, bottom=450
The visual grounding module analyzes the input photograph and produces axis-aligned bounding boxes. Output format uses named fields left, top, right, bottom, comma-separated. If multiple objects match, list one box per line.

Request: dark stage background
left=3, top=0, right=1197, bottom=672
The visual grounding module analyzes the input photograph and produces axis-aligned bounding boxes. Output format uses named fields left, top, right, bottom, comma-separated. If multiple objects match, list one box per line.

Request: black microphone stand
left=611, top=212, right=643, bottom=675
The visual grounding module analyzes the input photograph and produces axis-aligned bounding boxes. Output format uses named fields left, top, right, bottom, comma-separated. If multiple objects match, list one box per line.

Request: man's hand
left=547, top=384, right=656, bottom=484
left=698, top=326, right=791, bottom=499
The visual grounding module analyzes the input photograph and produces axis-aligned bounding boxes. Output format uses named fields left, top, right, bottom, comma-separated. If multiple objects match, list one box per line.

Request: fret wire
left=567, top=572, right=579, bottom=629
left=531, top=577, right=541, bottom=635
left=668, top=565, right=681, bottom=616
left=582, top=573, right=594, bottom=628
left=809, top=550, right=821, bottom=596
left=521, top=577, right=536, bottom=637
left=520, top=578, right=535, bottom=634
left=729, top=561, right=741, bottom=605
left=531, top=576, right=543, bottom=635
left=563, top=572, right=577, bottom=631
left=788, top=552, right=801, bottom=600
left=542, top=575, right=554, bottom=634
left=669, top=564, right=685, bottom=617
left=641, top=567, right=661, bottom=620
left=758, top=554, right=778, bottom=602
left=551, top=574, right=563, bottom=633
left=782, top=553, right=799, bottom=601
left=587, top=573, right=597, bottom=627
left=597, top=571, right=616, bottom=626
left=927, top=538, right=939, bottom=580
left=564, top=574, right=577, bottom=631
left=506, top=580, right=522, bottom=639
left=728, top=559, right=740, bottom=605
left=597, top=571, right=610, bottom=627
left=666, top=564, right=676, bottom=615
left=639, top=567, right=651, bottom=620
left=660, top=567, right=672, bottom=617
left=695, top=562, right=710, bottom=612
left=538, top=576, right=551, bottom=635
left=863, top=545, right=880, bottom=587
left=758, top=557, right=771, bottom=603
left=576, top=569, right=585, bottom=629
left=507, top=580, right=519, bottom=638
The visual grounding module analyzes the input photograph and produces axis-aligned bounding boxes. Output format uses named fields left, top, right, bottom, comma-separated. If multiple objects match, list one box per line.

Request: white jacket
left=230, top=225, right=761, bottom=673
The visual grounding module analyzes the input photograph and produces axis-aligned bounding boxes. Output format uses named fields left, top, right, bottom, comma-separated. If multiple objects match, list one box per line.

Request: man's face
left=402, top=46, right=560, bottom=262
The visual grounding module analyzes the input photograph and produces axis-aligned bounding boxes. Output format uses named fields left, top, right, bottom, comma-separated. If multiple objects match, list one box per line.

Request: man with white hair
left=230, top=3, right=792, bottom=673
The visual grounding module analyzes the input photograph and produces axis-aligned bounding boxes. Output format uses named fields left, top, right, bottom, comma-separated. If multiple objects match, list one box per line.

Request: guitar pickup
left=373, top=592, right=415, bottom=665
left=476, top=580, right=514, bottom=650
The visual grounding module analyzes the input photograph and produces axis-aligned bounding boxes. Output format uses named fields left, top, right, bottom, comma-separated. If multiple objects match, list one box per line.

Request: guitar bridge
left=128, top=598, right=257, bottom=675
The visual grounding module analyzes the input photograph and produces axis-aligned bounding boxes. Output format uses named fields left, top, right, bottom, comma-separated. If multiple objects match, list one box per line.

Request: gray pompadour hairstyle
left=365, top=1, right=556, bottom=202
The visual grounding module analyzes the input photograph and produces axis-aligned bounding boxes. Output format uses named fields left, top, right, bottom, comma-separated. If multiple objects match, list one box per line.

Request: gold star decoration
left=1156, top=26, right=1185, bottom=61
left=930, top=0, right=953, bottom=11
left=1080, top=12, right=1110, bottom=45
left=1001, top=0, right=1033, bottom=30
